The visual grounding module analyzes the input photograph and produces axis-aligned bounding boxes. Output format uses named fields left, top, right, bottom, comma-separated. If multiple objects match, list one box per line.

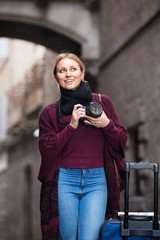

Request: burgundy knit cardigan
left=38, top=93, right=128, bottom=240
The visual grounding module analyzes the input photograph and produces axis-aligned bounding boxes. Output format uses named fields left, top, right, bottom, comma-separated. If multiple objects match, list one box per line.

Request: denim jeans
left=58, top=167, right=107, bottom=240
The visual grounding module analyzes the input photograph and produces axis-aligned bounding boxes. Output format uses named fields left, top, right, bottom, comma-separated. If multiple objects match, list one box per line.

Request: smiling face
left=55, top=57, right=84, bottom=90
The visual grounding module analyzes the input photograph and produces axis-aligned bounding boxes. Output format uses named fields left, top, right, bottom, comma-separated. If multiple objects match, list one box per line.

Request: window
left=127, top=126, right=142, bottom=196
left=23, top=166, right=33, bottom=240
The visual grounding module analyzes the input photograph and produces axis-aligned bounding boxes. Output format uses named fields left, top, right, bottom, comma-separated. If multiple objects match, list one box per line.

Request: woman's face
left=55, top=57, right=84, bottom=90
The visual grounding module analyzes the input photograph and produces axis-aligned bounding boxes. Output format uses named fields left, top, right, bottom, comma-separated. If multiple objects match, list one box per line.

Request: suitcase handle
left=124, top=162, right=159, bottom=231
left=125, top=162, right=159, bottom=172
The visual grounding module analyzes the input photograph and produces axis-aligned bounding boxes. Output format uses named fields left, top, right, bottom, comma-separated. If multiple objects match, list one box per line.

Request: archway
left=0, top=19, right=81, bottom=55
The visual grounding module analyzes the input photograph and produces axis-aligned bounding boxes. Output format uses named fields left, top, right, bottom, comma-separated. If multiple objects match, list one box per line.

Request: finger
left=73, top=110, right=86, bottom=121
left=86, top=118, right=99, bottom=125
left=84, top=120, right=98, bottom=127
left=73, top=104, right=83, bottom=110
left=84, top=120, right=91, bottom=125
left=76, top=108, right=86, bottom=117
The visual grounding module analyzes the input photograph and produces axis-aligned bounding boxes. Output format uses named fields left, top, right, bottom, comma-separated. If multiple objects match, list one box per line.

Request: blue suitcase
left=100, top=163, right=160, bottom=240
left=100, top=219, right=154, bottom=240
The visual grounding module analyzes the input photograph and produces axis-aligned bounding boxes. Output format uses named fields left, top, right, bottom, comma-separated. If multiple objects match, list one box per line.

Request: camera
left=81, top=102, right=103, bottom=118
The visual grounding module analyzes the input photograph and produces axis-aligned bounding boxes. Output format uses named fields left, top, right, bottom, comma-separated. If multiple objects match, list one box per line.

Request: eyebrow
left=58, top=65, right=78, bottom=70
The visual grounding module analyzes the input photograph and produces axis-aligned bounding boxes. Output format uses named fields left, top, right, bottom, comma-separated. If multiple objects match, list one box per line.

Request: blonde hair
left=53, top=53, right=85, bottom=80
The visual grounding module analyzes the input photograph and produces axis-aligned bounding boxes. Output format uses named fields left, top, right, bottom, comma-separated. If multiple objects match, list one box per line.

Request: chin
left=66, top=85, right=79, bottom=90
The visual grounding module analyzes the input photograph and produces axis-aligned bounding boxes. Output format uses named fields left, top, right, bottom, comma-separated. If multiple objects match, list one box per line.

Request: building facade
left=99, top=0, right=160, bottom=212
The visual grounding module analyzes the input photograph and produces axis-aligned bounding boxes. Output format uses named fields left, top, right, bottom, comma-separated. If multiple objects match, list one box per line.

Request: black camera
left=82, top=102, right=103, bottom=118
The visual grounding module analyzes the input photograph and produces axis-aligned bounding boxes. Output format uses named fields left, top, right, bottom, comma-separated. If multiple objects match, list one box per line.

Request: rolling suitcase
left=121, top=162, right=160, bottom=239
left=100, top=218, right=153, bottom=240
left=100, top=162, right=160, bottom=240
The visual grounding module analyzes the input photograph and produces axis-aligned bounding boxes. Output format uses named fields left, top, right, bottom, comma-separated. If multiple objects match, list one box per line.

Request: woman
left=38, top=53, right=128, bottom=240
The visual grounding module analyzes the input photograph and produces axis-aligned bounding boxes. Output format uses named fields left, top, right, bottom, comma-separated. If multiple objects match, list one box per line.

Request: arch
left=0, top=1, right=98, bottom=57
left=0, top=1, right=99, bottom=76
left=0, top=17, right=81, bottom=55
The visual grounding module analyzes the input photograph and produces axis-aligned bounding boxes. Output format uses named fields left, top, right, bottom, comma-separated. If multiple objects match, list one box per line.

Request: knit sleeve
left=38, top=107, right=57, bottom=149
left=38, top=108, right=76, bottom=154
left=56, top=124, right=76, bottom=154
left=101, top=94, right=128, bottom=158
left=102, top=119, right=122, bottom=153
left=38, top=105, right=77, bottom=182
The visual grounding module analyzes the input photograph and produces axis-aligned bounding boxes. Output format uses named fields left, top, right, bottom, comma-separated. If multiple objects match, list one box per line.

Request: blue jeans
left=58, top=167, right=107, bottom=240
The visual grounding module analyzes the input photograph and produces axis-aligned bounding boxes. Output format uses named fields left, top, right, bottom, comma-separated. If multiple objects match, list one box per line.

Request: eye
left=71, top=67, right=77, bottom=71
left=59, top=69, right=66, bottom=73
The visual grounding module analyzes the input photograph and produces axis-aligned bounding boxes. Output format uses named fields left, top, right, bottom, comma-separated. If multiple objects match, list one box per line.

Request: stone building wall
left=5, top=136, right=41, bottom=240
left=0, top=39, right=53, bottom=240
left=0, top=153, right=8, bottom=240
left=99, top=0, right=160, bottom=212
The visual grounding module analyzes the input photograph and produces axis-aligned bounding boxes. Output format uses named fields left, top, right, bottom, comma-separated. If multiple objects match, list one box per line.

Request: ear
left=55, top=76, right=59, bottom=83
left=81, top=71, right=85, bottom=80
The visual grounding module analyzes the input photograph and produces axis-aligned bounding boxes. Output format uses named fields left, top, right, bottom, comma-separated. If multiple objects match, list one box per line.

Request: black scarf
left=59, top=81, right=92, bottom=117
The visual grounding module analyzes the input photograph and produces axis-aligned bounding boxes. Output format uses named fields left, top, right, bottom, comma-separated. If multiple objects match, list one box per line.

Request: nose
left=66, top=69, right=71, bottom=77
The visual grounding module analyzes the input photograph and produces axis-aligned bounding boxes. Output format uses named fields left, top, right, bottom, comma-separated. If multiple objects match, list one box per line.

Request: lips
left=64, top=79, right=74, bottom=83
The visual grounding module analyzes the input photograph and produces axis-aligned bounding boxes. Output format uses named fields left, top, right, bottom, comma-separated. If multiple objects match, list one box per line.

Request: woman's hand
left=70, top=104, right=86, bottom=129
left=84, top=111, right=110, bottom=128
